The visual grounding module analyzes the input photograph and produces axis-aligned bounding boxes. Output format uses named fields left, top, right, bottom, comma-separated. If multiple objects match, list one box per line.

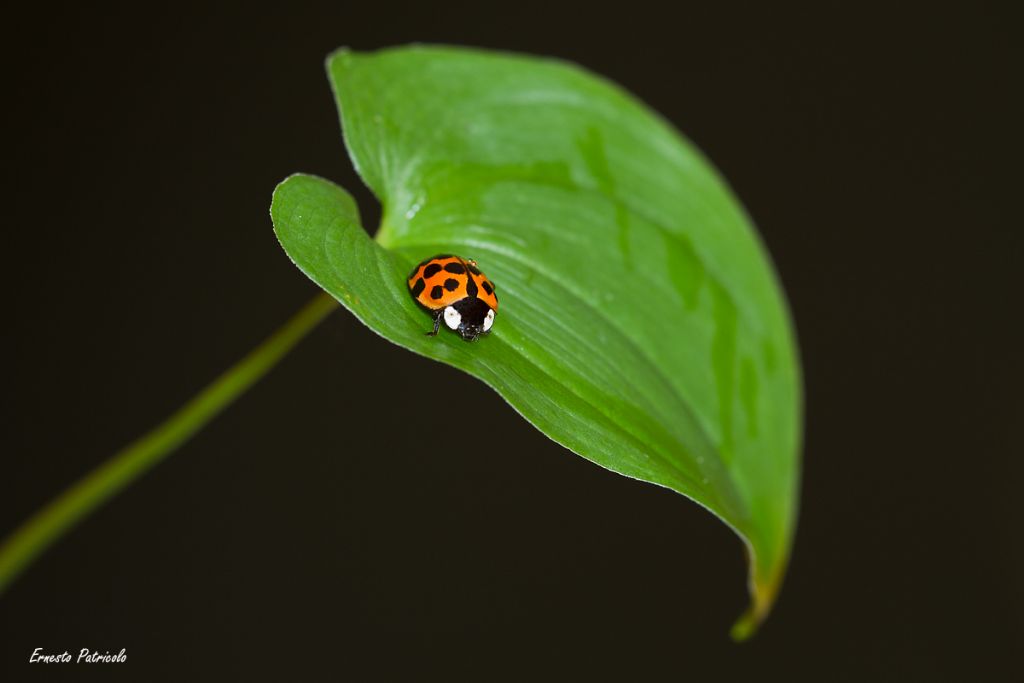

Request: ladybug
left=407, top=254, right=498, bottom=341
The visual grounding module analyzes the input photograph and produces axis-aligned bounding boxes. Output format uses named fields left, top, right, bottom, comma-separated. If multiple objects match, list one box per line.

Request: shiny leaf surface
left=272, top=46, right=802, bottom=636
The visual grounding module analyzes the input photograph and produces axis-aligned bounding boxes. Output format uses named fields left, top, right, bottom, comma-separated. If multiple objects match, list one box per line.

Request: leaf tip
left=730, top=556, right=786, bottom=641
left=729, top=607, right=762, bottom=642
left=325, top=46, right=354, bottom=70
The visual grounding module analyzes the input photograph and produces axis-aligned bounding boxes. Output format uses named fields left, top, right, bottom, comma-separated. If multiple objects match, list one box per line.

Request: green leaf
left=272, top=45, right=802, bottom=637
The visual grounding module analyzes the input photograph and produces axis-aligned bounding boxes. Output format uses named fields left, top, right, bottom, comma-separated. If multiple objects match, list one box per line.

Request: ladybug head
left=444, top=297, right=495, bottom=341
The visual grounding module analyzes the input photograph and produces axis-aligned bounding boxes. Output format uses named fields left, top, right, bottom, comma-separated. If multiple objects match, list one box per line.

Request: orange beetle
left=407, top=255, right=498, bottom=341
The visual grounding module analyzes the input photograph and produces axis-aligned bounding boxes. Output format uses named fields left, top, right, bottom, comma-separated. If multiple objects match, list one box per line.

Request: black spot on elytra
left=481, top=280, right=493, bottom=295
left=444, top=262, right=466, bottom=274
left=468, top=263, right=482, bottom=275
left=444, top=278, right=459, bottom=291
left=423, top=263, right=442, bottom=278
left=430, top=285, right=444, bottom=299
left=411, top=278, right=425, bottom=298
left=465, top=276, right=478, bottom=297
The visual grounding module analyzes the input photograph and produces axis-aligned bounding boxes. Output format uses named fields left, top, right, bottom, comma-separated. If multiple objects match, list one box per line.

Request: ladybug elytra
left=407, top=255, right=498, bottom=341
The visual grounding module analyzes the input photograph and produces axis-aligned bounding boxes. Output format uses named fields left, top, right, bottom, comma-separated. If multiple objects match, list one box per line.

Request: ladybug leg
left=426, top=311, right=442, bottom=336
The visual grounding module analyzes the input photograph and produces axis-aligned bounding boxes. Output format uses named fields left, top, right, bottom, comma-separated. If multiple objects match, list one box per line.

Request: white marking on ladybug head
left=443, top=306, right=461, bottom=330
left=483, top=308, right=495, bottom=332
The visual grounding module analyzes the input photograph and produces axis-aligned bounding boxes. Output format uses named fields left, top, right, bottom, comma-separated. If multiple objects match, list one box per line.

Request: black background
left=2, top=2, right=1020, bottom=680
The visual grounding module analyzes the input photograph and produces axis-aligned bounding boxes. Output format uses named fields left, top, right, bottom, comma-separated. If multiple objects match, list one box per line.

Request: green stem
left=0, top=292, right=339, bottom=596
